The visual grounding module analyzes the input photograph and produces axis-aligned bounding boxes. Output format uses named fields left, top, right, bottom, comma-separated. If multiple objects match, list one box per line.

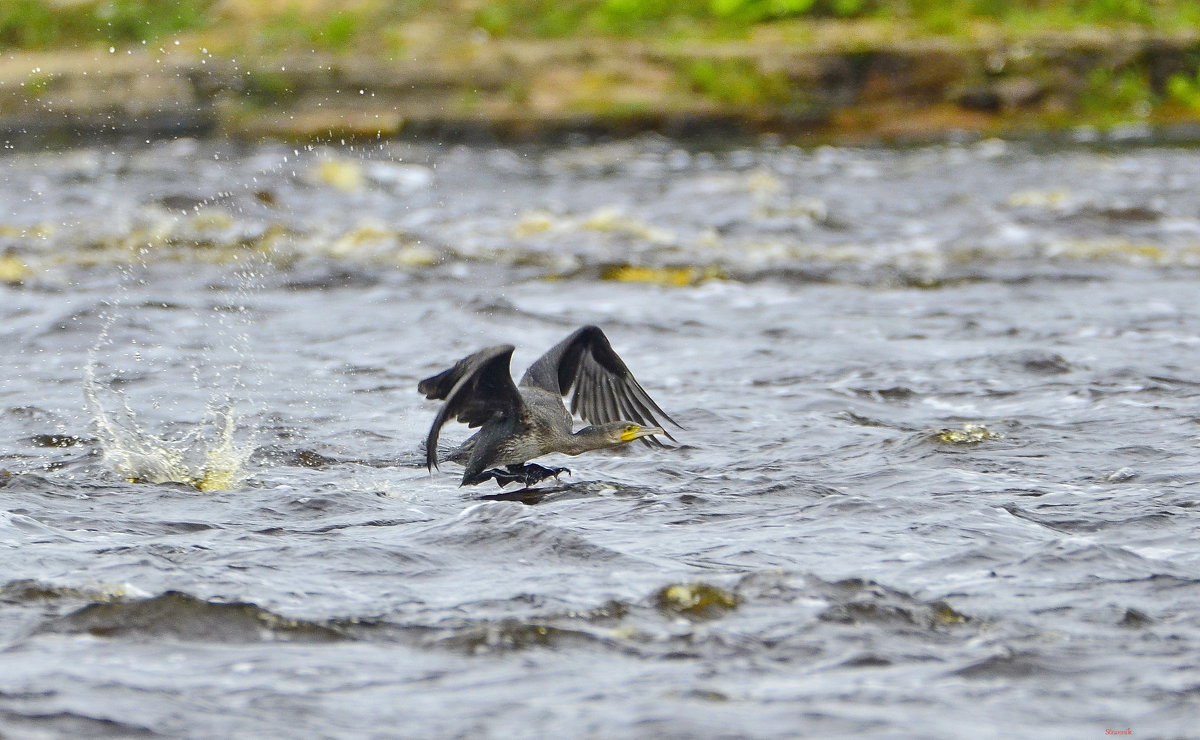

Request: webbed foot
left=475, top=467, right=524, bottom=487
left=510, top=463, right=571, bottom=487
left=473, top=464, right=571, bottom=488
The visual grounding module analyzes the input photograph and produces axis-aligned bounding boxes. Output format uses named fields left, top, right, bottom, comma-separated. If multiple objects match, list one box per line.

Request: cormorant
left=418, top=325, right=680, bottom=487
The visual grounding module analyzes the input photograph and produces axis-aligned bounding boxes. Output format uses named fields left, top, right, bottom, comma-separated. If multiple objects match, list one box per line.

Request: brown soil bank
left=4, top=30, right=1200, bottom=144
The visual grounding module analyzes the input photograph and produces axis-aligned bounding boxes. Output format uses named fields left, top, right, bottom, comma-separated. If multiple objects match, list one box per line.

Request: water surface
left=2, top=138, right=1198, bottom=738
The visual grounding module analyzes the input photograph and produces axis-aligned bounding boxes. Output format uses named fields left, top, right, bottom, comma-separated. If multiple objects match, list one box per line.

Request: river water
left=1, top=136, right=1198, bottom=738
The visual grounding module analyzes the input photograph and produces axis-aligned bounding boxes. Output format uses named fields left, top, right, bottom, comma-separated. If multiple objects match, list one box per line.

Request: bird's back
left=448, top=387, right=569, bottom=477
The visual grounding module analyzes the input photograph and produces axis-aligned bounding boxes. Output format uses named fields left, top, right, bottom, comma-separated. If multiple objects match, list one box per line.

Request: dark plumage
left=418, top=326, right=680, bottom=487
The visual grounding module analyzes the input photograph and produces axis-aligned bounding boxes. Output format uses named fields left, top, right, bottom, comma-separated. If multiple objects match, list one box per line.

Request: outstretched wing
left=418, top=345, right=518, bottom=470
left=520, top=325, right=680, bottom=448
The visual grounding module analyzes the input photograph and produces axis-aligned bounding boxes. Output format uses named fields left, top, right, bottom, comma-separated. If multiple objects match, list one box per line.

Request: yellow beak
left=621, top=425, right=665, bottom=443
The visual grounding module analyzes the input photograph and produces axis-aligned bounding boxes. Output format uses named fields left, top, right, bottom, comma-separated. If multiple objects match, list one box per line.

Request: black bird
left=418, top=325, right=680, bottom=487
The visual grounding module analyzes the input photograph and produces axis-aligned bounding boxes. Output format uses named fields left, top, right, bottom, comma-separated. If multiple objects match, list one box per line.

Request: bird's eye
left=625, top=425, right=637, bottom=433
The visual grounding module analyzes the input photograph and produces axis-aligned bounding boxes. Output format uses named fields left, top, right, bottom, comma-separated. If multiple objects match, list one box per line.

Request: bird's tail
left=416, top=439, right=469, bottom=468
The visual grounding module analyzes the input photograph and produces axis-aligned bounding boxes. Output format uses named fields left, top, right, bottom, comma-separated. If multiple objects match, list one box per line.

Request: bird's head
left=608, top=421, right=665, bottom=444
left=568, top=421, right=667, bottom=454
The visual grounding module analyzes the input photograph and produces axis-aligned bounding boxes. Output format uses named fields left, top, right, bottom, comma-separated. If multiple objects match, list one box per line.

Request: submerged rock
left=655, top=582, right=738, bottom=620
left=935, top=423, right=1000, bottom=445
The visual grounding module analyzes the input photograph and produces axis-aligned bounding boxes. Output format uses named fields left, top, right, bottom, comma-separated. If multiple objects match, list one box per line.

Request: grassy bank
left=6, top=1, right=1200, bottom=49
left=5, top=1, right=1200, bottom=141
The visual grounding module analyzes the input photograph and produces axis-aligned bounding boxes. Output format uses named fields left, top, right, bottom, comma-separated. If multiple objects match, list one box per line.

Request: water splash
left=84, top=366, right=253, bottom=491
left=83, top=295, right=255, bottom=493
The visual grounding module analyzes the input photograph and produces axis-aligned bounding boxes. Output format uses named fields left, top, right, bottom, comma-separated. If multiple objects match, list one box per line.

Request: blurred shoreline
left=4, top=29, right=1200, bottom=145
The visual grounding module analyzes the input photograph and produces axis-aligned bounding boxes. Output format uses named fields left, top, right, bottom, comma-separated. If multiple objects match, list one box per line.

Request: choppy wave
left=4, top=139, right=1200, bottom=291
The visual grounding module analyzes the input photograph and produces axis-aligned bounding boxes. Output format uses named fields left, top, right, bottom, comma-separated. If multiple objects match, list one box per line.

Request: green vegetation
left=1078, top=66, right=1155, bottom=127
left=682, top=59, right=795, bottom=107
left=4, top=0, right=1200, bottom=52
left=471, top=0, right=593, bottom=38
left=241, top=70, right=295, bottom=106
left=469, top=0, right=1200, bottom=38
left=0, top=0, right=211, bottom=48
left=708, top=0, right=873, bottom=22
left=4, top=0, right=1200, bottom=140
left=256, top=9, right=364, bottom=53
left=21, top=70, right=53, bottom=98
left=1167, top=65, right=1200, bottom=112
left=1066, top=56, right=1200, bottom=127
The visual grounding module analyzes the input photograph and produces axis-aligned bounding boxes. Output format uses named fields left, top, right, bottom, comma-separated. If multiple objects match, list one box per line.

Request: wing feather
left=519, top=325, right=681, bottom=448
left=611, top=377, right=662, bottom=449
left=418, top=345, right=518, bottom=470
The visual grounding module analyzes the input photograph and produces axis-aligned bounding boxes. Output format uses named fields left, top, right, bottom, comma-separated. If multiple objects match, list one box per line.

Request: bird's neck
left=561, top=426, right=618, bottom=456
